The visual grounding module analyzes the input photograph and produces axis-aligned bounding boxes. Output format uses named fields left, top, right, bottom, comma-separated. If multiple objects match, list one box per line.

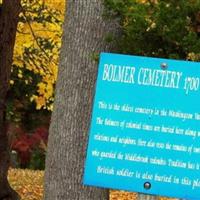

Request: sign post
left=84, top=53, right=200, bottom=200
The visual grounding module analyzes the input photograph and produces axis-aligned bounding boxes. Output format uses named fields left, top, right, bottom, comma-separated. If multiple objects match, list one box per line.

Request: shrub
left=11, top=127, right=48, bottom=169
left=104, top=0, right=200, bottom=61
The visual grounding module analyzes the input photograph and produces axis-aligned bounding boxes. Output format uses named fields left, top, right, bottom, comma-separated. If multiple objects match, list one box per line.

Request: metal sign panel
left=83, top=53, right=200, bottom=199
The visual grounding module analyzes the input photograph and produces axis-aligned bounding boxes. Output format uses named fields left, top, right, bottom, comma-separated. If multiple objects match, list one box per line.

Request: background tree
left=8, top=0, right=64, bottom=129
left=104, top=0, right=200, bottom=61
left=0, top=0, right=21, bottom=199
left=11, top=0, right=64, bottom=112
left=7, top=0, right=65, bottom=170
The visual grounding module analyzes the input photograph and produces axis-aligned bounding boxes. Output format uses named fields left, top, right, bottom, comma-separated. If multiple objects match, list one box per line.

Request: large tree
left=44, top=1, right=161, bottom=200
left=44, top=1, right=115, bottom=199
left=0, top=0, right=21, bottom=199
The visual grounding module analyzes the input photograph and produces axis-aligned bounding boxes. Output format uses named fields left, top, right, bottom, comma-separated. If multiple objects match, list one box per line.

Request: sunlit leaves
left=12, top=0, right=65, bottom=111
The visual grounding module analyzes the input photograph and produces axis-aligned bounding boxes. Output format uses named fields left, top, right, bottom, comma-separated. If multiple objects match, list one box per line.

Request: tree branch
left=21, top=7, right=57, bottom=65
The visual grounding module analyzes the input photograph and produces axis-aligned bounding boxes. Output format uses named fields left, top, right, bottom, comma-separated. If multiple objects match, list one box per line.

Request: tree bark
left=0, top=1, right=21, bottom=199
left=44, top=1, right=118, bottom=200
left=138, top=194, right=159, bottom=200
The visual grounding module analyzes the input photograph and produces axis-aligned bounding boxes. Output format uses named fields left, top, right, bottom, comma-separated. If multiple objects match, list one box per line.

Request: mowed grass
left=8, top=169, right=176, bottom=200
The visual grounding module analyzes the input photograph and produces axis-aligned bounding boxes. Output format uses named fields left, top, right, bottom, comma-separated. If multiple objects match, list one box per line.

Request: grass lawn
left=8, top=169, right=176, bottom=200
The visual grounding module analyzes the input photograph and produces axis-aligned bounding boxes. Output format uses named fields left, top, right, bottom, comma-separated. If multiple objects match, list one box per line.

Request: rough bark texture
left=44, top=1, right=118, bottom=200
left=0, top=1, right=21, bottom=199
left=138, top=194, right=159, bottom=200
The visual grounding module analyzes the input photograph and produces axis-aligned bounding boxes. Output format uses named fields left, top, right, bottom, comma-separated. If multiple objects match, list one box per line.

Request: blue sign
left=83, top=53, right=200, bottom=199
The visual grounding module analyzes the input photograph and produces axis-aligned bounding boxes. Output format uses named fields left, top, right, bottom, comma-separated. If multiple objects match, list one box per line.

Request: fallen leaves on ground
left=8, top=168, right=44, bottom=200
left=8, top=169, right=178, bottom=200
left=110, top=191, right=177, bottom=200
left=110, top=190, right=137, bottom=200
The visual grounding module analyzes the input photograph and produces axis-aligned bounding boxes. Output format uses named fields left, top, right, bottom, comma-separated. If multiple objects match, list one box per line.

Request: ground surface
left=8, top=169, right=176, bottom=200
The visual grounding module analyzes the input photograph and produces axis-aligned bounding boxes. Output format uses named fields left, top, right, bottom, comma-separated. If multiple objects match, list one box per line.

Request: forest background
left=9, top=0, right=200, bottom=170
left=7, top=0, right=65, bottom=170
left=5, top=0, right=200, bottom=199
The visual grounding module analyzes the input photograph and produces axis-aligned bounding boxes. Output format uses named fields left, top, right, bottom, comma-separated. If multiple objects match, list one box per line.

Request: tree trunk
left=138, top=194, right=159, bottom=200
left=44, top=1, right=118, bottom=200
left=0, top=1, right=21, bottom=199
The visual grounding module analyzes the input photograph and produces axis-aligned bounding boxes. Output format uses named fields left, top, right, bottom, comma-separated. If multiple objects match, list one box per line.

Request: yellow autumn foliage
left=13, top=0, right=65, bottom=111
left=8, top=168, right=44, bottom=200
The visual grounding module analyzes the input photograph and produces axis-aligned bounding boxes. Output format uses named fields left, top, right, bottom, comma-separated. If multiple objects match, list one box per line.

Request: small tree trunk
left=0, top=1, right=21, bottom=199
left=138, top=194, right=159, bottom=200
left=44, top=1, right=118, bottom=200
